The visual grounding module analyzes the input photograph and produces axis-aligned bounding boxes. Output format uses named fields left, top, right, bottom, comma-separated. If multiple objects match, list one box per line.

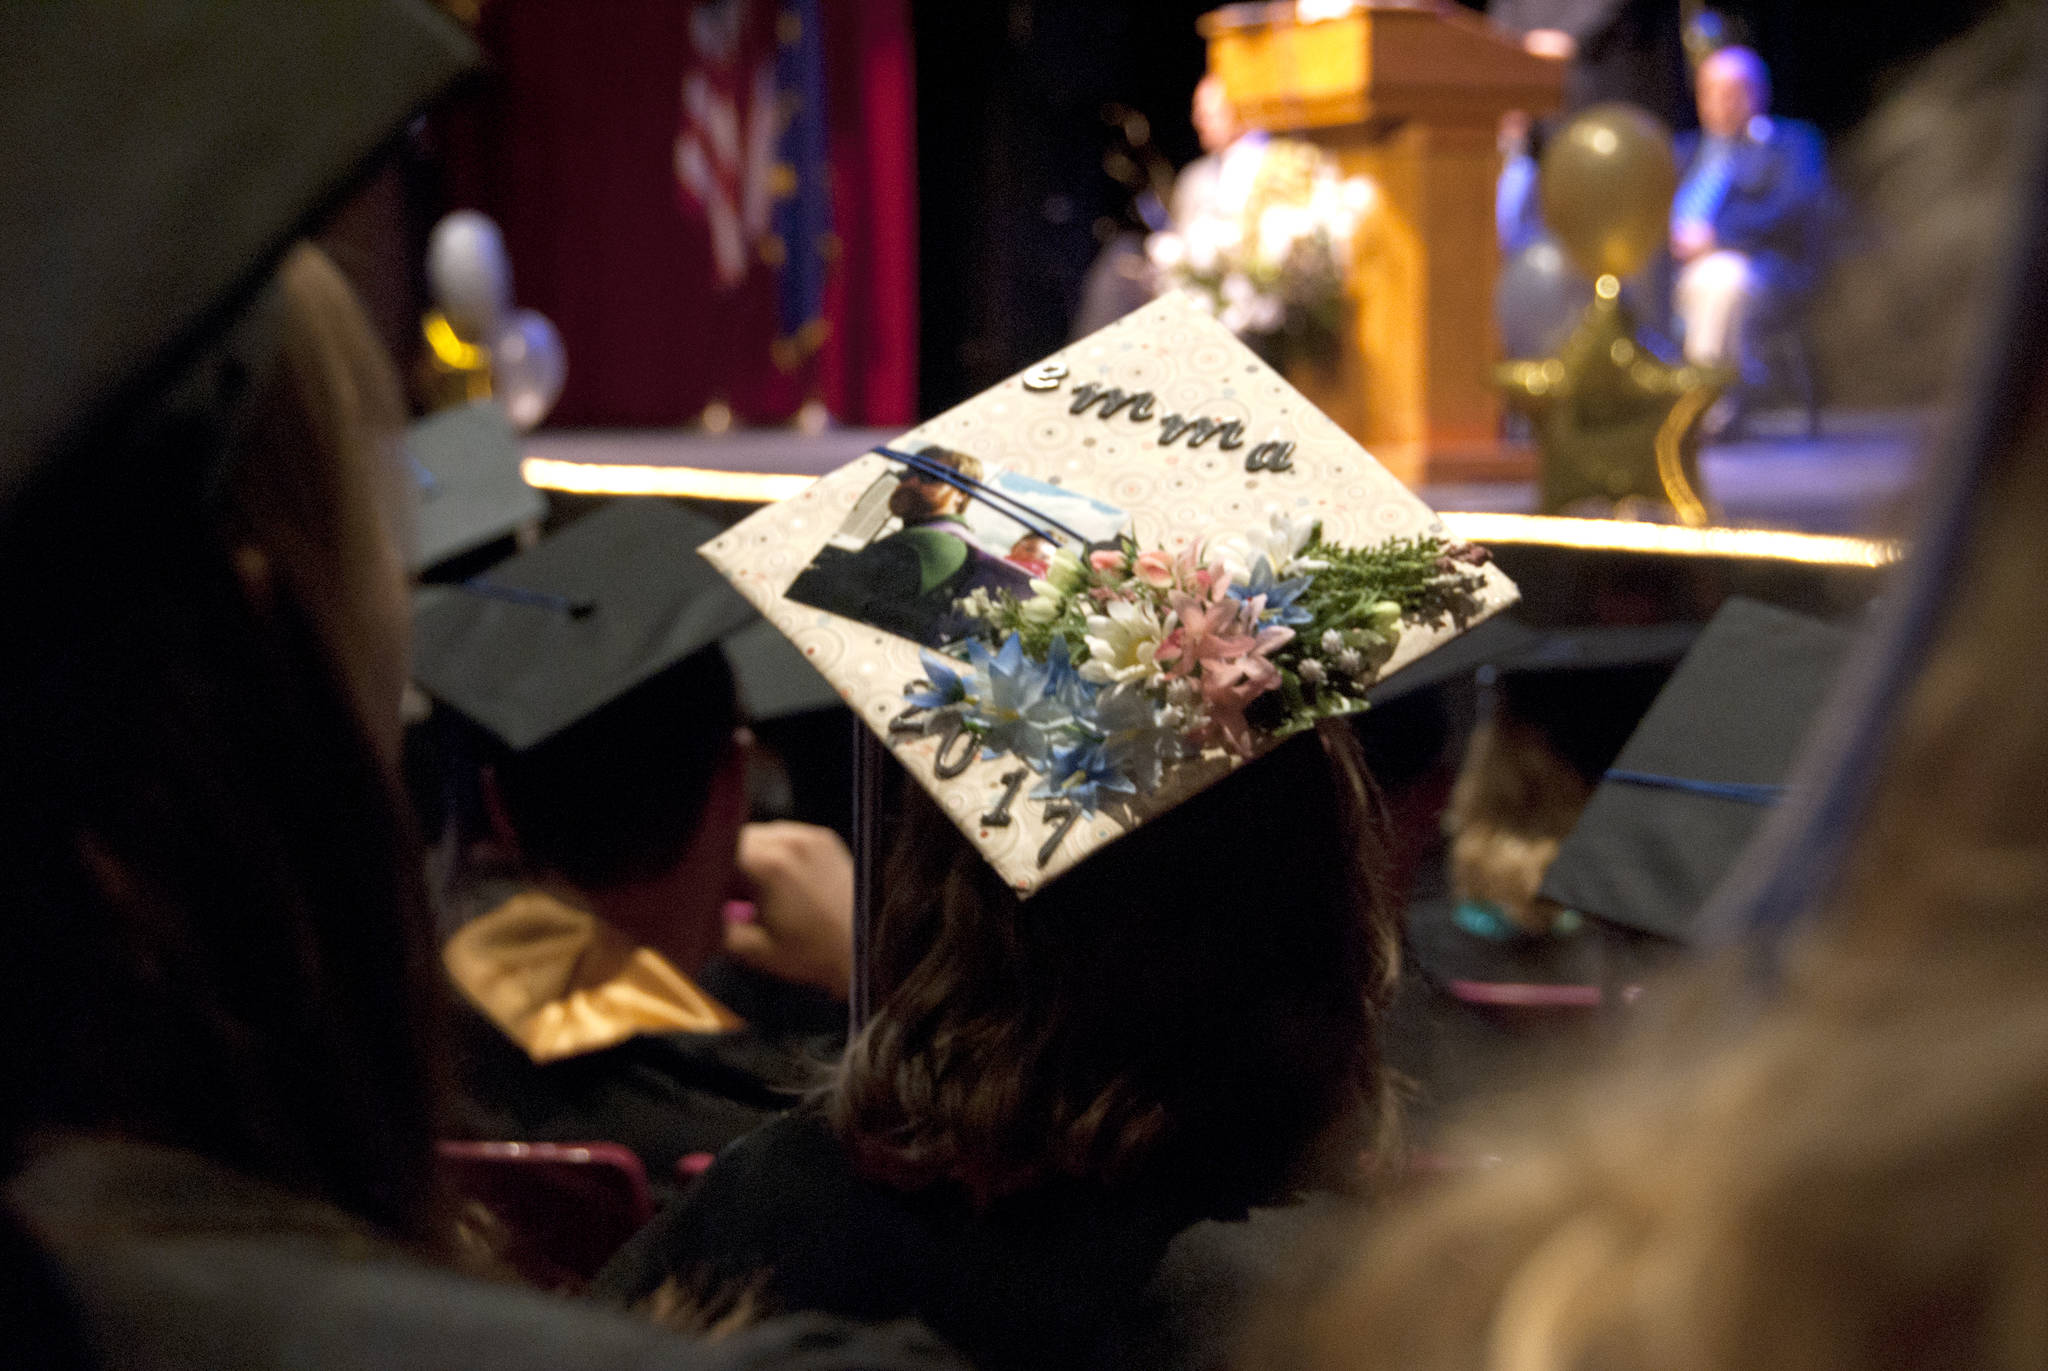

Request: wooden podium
left=1200, top=2, right=1564, bottom=485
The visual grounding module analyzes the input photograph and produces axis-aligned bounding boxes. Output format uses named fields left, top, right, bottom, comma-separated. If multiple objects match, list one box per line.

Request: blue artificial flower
left=1084, top=682, right=1191, bottom=795
left=962, top=633, right=1071, bottom=766
left=905, top=647, right=973, bottom=710
left=1227, top=555, right=1314, bottom=628
left=1042, top=633, right=1099, bottom=716
left=1032, top=739, right=1138, bottom=814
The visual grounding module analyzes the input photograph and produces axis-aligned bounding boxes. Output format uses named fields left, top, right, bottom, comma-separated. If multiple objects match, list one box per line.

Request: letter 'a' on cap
left=410, top=497, right=839, bottom=754
left=696, top=293, right=1523, bottom=895
left=405, top=401, right=548, bottom=574
left=1540, top=596, right=1854, bottom=942
left=0, top=0, right=477, bottom=513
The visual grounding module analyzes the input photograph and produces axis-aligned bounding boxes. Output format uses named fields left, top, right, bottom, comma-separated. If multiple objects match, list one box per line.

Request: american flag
left=673, top=0, right=832, bottom=369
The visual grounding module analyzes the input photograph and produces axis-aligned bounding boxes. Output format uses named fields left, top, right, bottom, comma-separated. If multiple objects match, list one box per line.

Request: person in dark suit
left=1670, top=46, right=1833, bottom=388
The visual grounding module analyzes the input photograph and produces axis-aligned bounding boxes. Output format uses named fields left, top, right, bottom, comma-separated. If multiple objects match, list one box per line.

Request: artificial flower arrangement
left=895, top=512, right=1492, bottom=819
left=1145, top=140, right=1374, bottom=369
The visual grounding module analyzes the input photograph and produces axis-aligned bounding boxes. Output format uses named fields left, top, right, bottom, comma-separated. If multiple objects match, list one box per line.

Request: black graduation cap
left=411, top=497, right=840, bottom=752
left=406, top=401, right=547, bottom=572
left=0, top=0, right=475, bottom=508
left=1364, top=614, right=1701, bottom=705
left=1539, top=596, right=1853, bottom=943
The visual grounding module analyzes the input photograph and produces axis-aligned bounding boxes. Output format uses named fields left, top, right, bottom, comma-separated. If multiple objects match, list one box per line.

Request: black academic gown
left=441, top=890, right=827, bottom=1196
left=6, top=1138, right=962, bottom=1371
left=446, top=1000, right=817, bottom=1189
left=594, top=1110, right=1298, bottom=1371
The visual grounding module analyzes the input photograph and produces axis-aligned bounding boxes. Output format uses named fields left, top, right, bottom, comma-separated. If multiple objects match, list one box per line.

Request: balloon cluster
left=1494, top=105, right=1725, bottom=525
left=422, top=211, right=567, bottom=431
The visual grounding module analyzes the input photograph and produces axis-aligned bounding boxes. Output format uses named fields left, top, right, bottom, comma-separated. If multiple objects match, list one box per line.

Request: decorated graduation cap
left=0, top=0, right=475, bottom=508
left=1540, top=596, right=1853, bottom=942
left=699, top=293, right=1521, bottom=894
left=406, top=401, right=548, bottom=573
left=411, top=497, right=837, bottom=751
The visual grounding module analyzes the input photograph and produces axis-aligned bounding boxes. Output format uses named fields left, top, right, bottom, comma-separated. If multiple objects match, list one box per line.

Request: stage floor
left=524, top=407, right=1926, bottom=539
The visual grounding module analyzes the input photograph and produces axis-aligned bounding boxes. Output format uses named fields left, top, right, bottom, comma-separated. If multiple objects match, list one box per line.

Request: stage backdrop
left=442, top=0, right=916, bottom=428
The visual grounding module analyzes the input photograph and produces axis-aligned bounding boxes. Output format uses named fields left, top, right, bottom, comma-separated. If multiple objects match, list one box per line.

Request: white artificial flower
left=1092, top=683, right=1189, bottom=794
left=1045, top=548, right=1088, bottom=594
left=1019, top=590, right=1063, bottom=625
left=1215, top=510, right=1330, bottom=582
left=1298, top=659, right=1327, bottom=686
left=1080, top=599, right=1167, bottom=685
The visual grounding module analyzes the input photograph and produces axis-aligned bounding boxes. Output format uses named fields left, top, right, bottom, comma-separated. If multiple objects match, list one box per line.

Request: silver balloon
left=427, top=210, right=514, bottom=343
left=1495, top=237, right=1593, bottom=360
left=492, top=309, right=567, bottom=431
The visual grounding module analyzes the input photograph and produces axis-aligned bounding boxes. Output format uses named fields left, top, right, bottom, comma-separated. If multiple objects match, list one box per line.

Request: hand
left=722, top=822, right=855, bottom=1001
left=1672, top=220, right=1716, bottom=262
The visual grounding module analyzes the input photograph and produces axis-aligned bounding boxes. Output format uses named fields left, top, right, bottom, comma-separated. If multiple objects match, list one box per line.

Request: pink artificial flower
left=1090, top=548, right=1128, bottom=574
left=1156, top=587, right=1295, bottom=757
left=1156, top=591, right=1256, bottom=680
left=1198, top=677, right=1264, bottom=757
left=1133, top=549, right=1175, bottom=588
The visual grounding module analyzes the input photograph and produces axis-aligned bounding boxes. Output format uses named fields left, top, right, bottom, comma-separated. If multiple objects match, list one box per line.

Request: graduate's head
left=833, top=719, right=1398, bottom=1209
left=410, top=498, right=799, bottom=972
left=0, top=2, right=472, bottom=1241
left=480, top=650, right=748, bottom=971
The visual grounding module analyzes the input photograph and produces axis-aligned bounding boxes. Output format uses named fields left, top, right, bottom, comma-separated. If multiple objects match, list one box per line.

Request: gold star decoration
left=1497, top=277, right=1731, bottom=526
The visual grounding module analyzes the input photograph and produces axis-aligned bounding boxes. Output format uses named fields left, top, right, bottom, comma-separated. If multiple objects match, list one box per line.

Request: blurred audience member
left=1249, top=12, right=2048, bottom=1371
left=1670, top=46, right=1832, bottom=390
left=0, top=7, right=954, bottom=1367
left=441, top=663, right=852, bottom=1190
left=412, top=497, right=855, bottom=1191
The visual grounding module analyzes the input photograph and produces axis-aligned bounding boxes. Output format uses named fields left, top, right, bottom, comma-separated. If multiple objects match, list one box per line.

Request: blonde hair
left=228, top=243, right=412, bottom=755
left=1443, top=714, right=1591, bottom=934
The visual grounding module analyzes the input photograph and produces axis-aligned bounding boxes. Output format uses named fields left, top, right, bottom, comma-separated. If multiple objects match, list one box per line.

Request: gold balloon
left=1539, top=104, right=1678, bottom=282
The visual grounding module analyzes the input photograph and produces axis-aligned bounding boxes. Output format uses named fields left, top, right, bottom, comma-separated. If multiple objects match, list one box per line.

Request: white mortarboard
left=699, top=294, right=1521, bottom=894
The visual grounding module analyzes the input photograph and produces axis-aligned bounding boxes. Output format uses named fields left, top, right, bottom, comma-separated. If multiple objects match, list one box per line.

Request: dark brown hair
left=0, top=246, right=443, bottom=1242
left=830, top=720, right=1399, bottom=1210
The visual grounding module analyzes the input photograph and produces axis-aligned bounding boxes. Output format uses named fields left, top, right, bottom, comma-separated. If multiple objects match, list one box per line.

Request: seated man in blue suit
left=1670, top=46, right=1831, bottom=393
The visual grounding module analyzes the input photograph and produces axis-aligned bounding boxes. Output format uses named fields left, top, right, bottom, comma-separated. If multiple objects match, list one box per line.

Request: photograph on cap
left=785, top=444, right=1132, bottom=647
left=701, top=293, right=1522, bottom=894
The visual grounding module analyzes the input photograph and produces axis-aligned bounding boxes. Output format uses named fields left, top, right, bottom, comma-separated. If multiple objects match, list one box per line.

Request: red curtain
left=443, top=0, right=917, bottom=428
